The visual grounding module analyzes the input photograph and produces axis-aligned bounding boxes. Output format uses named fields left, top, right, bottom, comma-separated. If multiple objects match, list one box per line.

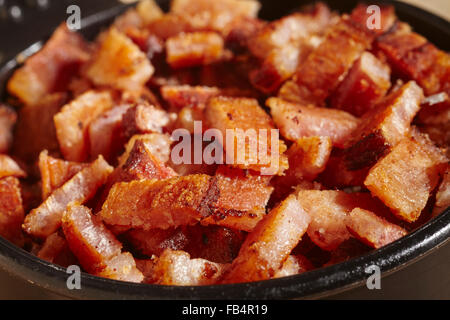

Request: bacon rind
left=222, top=194, right=310, bottom=283
left=23, top=156, right=113, bottom=238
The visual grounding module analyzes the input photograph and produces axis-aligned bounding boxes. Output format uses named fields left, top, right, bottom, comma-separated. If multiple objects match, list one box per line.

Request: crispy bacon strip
left=23, top=156, right=113, bottom=238
left=205, top=96, right=288, bottom=175
left=344, top=81, right=423, bottom=170
left=38, top=150, right=88, bottom=200
left=152, top=249, right=227, bottom=285
left=365, top=135, right=448, bottom=222
left=166, top=32, right=229, bottom=68
left=222, top=194, right=310, bottom=283
left=201, top=166, right=273, bottom=232
left=85, top=28, right=154, bottom=92
left=101, top=174, right=218, bottom=231
left=346, top=208, right=407, bottom=249
left=62, top=204, right=143, bottom=282
left=54, top=90, right=114, bottom=162
left=7, top=24, right=90, bottom=105
left=329, top=51, right=391, bottom=117
left=267, top=97, right=359, bottom=148
left=0, top=105, right=17, bottom=154
left=279, top=16, right=373, bottom=105
left=0, top=155, right=26, bottom=179
left=0, top=177, right=24, bottom=246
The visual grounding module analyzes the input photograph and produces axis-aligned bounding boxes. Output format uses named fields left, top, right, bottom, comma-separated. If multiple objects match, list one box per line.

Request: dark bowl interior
left=0, top=0, right=449, bottom=299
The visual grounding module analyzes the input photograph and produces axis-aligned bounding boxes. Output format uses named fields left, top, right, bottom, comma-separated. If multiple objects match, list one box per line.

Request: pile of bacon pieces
left=0, top=0, right=449, bottom=285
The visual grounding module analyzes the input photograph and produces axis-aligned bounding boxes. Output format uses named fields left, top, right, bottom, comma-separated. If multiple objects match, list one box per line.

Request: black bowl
left=0, top=0, right=449, bottom=299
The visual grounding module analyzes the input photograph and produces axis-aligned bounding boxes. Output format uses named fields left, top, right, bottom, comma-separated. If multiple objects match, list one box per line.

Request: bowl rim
left=0, top=0, right=449, bottom=300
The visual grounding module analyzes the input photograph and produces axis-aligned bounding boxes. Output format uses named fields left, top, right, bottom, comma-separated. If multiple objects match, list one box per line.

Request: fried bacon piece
left=344, top=81, right=423, bottom=170
left=267, top=97, right=359, bottom=148
left=433, top=168, right=450, bottom=216
left=121, top=103, right=170, bottom=140
left=346, top=208, right=407, bottom=249
left=38, top=150, right=88, bottom=200
left=152, top=249, right=227, bottom=285
left=54, top=90, right=114, bottom=162
left=205, top=97, right=288, bottom=175
left=37, top=232, right=77, bottom=267
left=13, top=93, right=67, bottom=162
left=118, top=133, right=173, bottom=166
left=376, top=25, right=450, bottom=96
left=201, top=166, right=273, bottom=232
left=101, top=174, right=218, bottom=231
left=279, top=16, right=373, bottom=105
left=0, top=155, right=26, bottom=179
left=166, top=32, right=229, bottom=69
left=88, top=104, right=132, bottom=162
left=0, top=105, right=17, bottom=154
left=274, top=254, right=313, bottom=278
left=350, top=4, right=397, bottom=36
left=170, top=0, right=260, bottom=32
left=62, top=204, right=143, bottom=282
left=135, top=0, right=164, bottom=25
left=248, top=4, right=332, bottom=93
left=365, top=135, right=448, bottom=223
left=318, top=151, right=368, bottom=188
left=222, top=195, right=310, bottom=283
left=329, top=51, right=391, bottom=117
left=23, top=156, right=113, bottom=238
left=85, top=28, right=154, bottom=92
left=0, top=177, right=24, bottom=246
left=7, top=24, right=90, bottom=106
left=161, top=85, right=221, bottom=110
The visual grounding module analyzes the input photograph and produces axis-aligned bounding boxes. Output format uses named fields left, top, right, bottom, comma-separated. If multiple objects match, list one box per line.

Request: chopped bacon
left=161, top=85, right=221, bottom=110
left=166, top=32, right=229, bottom=69
left=121, top=103, right=170, bottom=140
left=0, top=155, right=26, bottom=179
left=350, top=4, right=397, bottom=36
left=38, top=150, right=88, bottom=200
left=23, top=156, right=113, bottom=238
left=329, top=51, right=391, bottom=117
left=147, top=14, right=194, bottom=40
left=118, top=133, right=173, bottom=166
left=85, top=28, right=154, bottom=92
left=346, top=208, right=407, bottom=249
left=0, top=105, right=17, bottom=154
left=224, top=17, right=266, bottom=53
left=13, top=93, right=67, bottom=162
left=152, top=249, right=227, bottom=285
left=433, top=167, right=450, bottom=216
left=101, top=174, right=218, bottom=230
left=222, top=194, right=310, bottom=283
left=376, top=25, right=450, bottom=96
left=7, top=24, right=90, bottom=106
left=267, top=97, right=359, bottom=148
left=170, top=0, right=260, bottom=33
left=205, top=97, right=288, bottom=175
left=136, top=0, right=164, bottom=25
left=201, top=166, right=273, bottom=232
left=54, top=90, right=114, bottom=162
left=0, top=177, right=24, bottom=246
left=62, top=204, right=143, bottom=282
left=88, top=104, right=132, bottom=162
left=365, top=135, right=448, bottom=223
left=344, top=81, right=423, bottom=170
left=37, top=232, right=77, bottom=267
left=279, top=16, right=373, bottom=105
left=318, top=151, right=368, bottom=188
left=274, top=254, right=313, bottom=278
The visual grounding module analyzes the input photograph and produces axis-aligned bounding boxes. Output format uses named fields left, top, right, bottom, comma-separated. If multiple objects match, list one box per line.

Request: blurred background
left=0, top=0, right=449, bottom=299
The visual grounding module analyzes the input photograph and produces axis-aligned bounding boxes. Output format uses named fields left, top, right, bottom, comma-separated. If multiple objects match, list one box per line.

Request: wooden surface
left=0, top=0, right=449, bottom=300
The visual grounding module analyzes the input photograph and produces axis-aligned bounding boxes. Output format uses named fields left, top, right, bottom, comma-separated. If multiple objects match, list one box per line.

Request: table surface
left=0, top=0, right=449, bottom=300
